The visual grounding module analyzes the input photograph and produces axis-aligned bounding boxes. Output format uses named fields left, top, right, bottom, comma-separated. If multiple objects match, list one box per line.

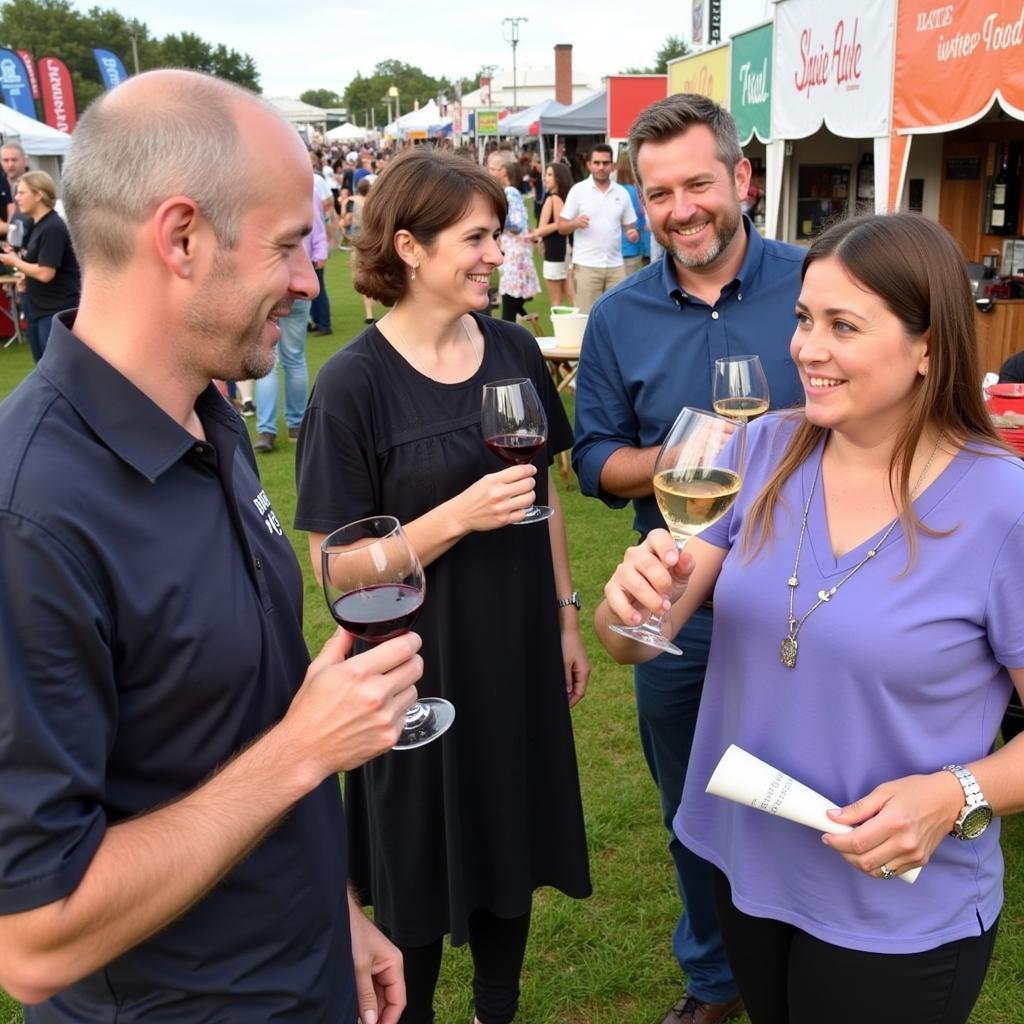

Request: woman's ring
left=879, top=863, right=897, bottom=880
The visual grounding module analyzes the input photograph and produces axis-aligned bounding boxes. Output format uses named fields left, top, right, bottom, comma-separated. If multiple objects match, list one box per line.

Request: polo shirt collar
left=660, top=214, right=763, bottom=301
left=39, top=312, right=241, bottom=483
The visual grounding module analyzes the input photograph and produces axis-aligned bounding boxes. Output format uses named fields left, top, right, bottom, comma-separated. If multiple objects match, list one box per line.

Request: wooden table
left=0, top=273, right=23, bottom=349
left=538, top=338, right=582, bottom=486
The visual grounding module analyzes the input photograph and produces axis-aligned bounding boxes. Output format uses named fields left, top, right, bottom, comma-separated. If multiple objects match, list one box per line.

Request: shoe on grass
left=253, top=432, right=275, bottom=453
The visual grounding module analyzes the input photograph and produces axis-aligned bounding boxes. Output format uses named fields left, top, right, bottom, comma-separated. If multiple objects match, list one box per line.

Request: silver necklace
left=384, top=312, right=481, bottom=382
left=780, top=435, right=943, bottom=669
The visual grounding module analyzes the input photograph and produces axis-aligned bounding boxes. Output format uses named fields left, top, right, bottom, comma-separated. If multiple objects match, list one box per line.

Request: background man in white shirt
left=559, top=144, right=639, bottom=312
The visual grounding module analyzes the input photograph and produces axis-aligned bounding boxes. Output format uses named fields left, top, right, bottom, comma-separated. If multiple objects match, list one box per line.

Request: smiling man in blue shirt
left=573, top=94, right=805, bottom=1024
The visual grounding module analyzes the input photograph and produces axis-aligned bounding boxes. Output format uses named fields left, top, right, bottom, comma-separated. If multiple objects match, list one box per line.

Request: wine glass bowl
left=321, top=515, right=454, bottom=750
left=481, top=377, right=554, bottom=523
left=608, top=407, right=745, bottom=656
left=712, top=355, right=770, bottom=423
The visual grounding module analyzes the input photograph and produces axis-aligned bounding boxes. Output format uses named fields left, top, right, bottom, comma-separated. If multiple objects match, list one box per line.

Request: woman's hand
left=453, top=464, right=537, bottom=533
left=822, top=770, right=965, bottom=880
left=0, top=251, right=18, bottom=269
left=602, top=529, right=694, bottom=628
left=559, top=622, right=590, bottom=707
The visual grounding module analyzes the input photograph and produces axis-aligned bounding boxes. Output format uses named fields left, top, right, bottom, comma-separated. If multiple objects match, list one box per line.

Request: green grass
left=1, top=250, right=1022, bottom=1023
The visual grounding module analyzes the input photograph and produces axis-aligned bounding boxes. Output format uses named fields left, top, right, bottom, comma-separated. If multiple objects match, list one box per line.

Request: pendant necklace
left=384, top=311, right=481, bottom=382
left=780, top=435, right=942, bottom=669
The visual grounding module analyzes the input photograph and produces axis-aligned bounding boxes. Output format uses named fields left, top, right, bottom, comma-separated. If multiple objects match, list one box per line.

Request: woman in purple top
left=597, top=213, right=1024, bottom=1024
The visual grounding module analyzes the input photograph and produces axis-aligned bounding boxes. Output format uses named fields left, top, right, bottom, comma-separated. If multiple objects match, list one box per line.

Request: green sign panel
left=730, top=22, right=772, bottom=144
left=477, top=109, right=499, bottom=136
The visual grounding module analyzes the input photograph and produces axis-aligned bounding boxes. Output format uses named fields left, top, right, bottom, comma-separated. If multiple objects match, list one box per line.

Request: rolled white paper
left=706, top=744, right=921, bottom=884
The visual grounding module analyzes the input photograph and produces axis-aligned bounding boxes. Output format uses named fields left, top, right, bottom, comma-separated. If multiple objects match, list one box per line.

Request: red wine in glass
left=484, top=432, right=546, bottom=465
left=330, top=583, right=424, bottom=643
left=481, top=378, right=554, bottom=523
left=321, top=515, right=454, bottom=750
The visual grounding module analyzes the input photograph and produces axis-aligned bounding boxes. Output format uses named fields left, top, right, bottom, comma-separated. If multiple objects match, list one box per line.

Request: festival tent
left=500, top=99, right=566, bottom=137
left=538, top=90, right=606, bottom=135
left=0, top=103, right=71, bottom=156
left=392, top=100, right=452, bottom=139
left=326, top=121, right=368, bottom=142
left=266, top=96, right=329, bottom=127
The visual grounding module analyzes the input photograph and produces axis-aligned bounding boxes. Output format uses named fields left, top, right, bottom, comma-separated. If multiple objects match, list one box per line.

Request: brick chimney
left=554, top=44, right=573, bottom=105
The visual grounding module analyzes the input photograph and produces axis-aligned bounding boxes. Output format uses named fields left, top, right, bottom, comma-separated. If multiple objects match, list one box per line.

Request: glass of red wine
left=321, top=515, right=454, bottom=750
left=481, top=377, right=553, bottom=524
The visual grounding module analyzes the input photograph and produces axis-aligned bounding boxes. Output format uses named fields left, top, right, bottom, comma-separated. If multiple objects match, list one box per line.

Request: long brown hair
left=743, top=212, right=1001, bottom=563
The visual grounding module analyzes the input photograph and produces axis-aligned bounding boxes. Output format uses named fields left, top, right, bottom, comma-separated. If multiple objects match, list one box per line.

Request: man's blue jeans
left=255, top=299, right=310, bottom=436
left=633, top=607, right=738, bottom=1005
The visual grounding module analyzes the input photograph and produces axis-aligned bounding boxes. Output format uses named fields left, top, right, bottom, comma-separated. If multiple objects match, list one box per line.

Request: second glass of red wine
left=321, top=515, right=454, bottom=750
left=481, top=377, right=554, bottom=524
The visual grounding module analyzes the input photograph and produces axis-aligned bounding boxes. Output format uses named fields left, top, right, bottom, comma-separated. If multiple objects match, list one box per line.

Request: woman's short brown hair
left=18, top=170, right=57, bottom=210
left=353, top=148, right=507, bottom=305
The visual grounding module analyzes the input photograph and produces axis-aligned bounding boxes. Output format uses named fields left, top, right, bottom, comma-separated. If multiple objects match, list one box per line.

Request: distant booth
left=606, top=74, right=667, bottom=154
left=539, top=91, right=608, bottom=178
left=770, top=0, right=896, bottom=244
left=889, top=0, right=1024, bottom=371
left=729, top=21, right=773, bottom=236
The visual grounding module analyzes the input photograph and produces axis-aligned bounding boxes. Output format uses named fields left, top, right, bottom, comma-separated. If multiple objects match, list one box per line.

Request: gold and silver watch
left=942, top=764, right=993, bottom=840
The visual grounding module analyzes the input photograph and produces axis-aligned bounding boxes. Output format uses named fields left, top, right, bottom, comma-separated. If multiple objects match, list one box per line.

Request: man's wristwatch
left=942, top=764, right=993, bottom=840
left=556, top=591, right=581, bottom=610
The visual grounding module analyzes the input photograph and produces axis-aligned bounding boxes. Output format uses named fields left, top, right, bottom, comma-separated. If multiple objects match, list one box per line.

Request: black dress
left=294, top=314, right=591, bottom=946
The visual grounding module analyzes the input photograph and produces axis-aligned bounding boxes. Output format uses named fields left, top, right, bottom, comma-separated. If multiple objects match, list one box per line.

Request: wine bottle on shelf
left=992, top=146, right=1009, bottom=230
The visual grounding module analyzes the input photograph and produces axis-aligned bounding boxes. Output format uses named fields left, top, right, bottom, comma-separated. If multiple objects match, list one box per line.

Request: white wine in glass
left=608, top=407, right=745, bottom=656
left=712, top=354, right=770, bottom=423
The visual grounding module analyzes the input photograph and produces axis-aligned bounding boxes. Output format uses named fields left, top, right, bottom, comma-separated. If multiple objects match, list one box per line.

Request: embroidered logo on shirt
left=252, top=489, right=283, bottom=536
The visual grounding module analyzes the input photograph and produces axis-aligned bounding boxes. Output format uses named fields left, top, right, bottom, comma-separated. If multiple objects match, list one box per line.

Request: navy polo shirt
left=0, top=316, right=356, bottom=1021
left=572, top=217, right=806, bottom=538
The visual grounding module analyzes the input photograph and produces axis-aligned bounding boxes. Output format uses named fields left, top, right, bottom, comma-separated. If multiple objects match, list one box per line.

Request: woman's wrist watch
left=942, top=764, right=993, bottom=840
left=556, top=591, right=580, bottom=610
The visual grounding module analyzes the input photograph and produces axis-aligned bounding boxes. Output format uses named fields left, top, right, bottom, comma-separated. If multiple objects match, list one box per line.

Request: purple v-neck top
left=675, top=414, right=1024, bottom=954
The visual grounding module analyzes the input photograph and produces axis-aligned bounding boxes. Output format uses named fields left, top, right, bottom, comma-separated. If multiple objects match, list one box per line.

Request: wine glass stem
left=404, top=701, right=432, bottom=729
left=639, top=538, right=687, bottom=635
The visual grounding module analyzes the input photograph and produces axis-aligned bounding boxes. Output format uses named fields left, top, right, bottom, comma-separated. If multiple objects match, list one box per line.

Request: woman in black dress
left=528, top=161, right=575, bottom=308
left=294, top=148, right=591, bottom=1024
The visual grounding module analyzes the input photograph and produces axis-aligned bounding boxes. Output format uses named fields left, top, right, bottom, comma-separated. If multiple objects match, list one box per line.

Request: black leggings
left=501, top=295, right=528, bottom=322
left=390, top=908, right=531, bottom=1024
left=711, top=869, right=996, bottom=1024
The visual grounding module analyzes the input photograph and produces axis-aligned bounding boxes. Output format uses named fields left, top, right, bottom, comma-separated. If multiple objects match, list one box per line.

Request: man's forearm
left=557, top=219, right=575, bottom=235
left=0, top=720, right=318, bottom=1004
left=598, top=445, right=659, bottom=499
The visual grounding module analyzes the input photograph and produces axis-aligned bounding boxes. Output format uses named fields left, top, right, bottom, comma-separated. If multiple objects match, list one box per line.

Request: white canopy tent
left=326, top=121, right=368, bottom=142
left=0, top=104, right=71, bottom=156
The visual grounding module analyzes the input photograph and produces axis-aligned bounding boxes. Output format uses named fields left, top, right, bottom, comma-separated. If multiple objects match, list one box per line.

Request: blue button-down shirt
left=573, top=218, right=806, bottom=537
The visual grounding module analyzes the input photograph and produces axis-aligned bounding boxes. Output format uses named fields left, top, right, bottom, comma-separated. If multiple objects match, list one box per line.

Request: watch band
left=556, top=591, right=580, bottom=610
left=942, top=764, right=992, bottom=840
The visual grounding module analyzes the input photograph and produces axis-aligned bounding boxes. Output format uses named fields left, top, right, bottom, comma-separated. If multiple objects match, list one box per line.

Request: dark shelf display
left=797, top=165, right=851, bottom=240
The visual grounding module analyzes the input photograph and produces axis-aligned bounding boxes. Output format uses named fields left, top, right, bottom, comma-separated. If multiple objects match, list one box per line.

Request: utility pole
left=501, top=17, right=527, bottom=111
left=126, top=23, right=140, bottom=75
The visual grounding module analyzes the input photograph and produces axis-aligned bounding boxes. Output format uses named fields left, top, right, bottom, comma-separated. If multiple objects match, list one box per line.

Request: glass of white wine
left=712, top=354, right=770, bottom=423
left=608, top=407, right=745, bottom=656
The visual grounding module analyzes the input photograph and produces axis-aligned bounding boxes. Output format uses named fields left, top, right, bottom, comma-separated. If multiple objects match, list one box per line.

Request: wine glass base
left=514, top=504, right=554, bottom=525
left=393, top=698, right=456, bottom=750
left=607, top=622, right=683, bottom=656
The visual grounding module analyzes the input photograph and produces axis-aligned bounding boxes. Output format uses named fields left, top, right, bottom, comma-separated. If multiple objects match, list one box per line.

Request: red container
left=986, top=383, right=1024, bottom=454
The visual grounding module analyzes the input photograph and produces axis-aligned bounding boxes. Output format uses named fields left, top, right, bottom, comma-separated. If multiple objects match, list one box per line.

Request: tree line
left=0, top=0, right=259, bottom=112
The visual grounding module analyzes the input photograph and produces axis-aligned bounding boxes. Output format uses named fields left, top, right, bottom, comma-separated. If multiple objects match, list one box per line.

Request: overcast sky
left=105, top=0, right=772, bottom=97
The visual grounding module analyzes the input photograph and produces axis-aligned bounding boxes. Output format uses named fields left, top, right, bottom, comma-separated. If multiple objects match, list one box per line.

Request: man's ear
left=152, top=196, right=205, bottom=280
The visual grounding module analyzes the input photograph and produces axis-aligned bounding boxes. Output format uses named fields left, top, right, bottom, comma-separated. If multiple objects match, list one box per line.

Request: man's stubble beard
left=665, top=204, right=742, bottom=270
left=183, top=248, right=278, bottom=383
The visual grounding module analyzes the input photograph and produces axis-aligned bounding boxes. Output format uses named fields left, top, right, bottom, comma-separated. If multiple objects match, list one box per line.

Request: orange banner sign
left=894, top=1, right=1024, bottom=132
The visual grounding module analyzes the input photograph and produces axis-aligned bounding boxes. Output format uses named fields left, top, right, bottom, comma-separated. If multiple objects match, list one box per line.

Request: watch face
left=961, top=805, right=993, bottom=840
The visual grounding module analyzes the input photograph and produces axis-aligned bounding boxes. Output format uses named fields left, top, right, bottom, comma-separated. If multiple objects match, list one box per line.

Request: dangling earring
left=411, top=263, right=419, bottom=281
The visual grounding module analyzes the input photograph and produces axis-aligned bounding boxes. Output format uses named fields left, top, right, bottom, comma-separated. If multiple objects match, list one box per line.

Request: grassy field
left=0, top=249, right=1022, bottom=1023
